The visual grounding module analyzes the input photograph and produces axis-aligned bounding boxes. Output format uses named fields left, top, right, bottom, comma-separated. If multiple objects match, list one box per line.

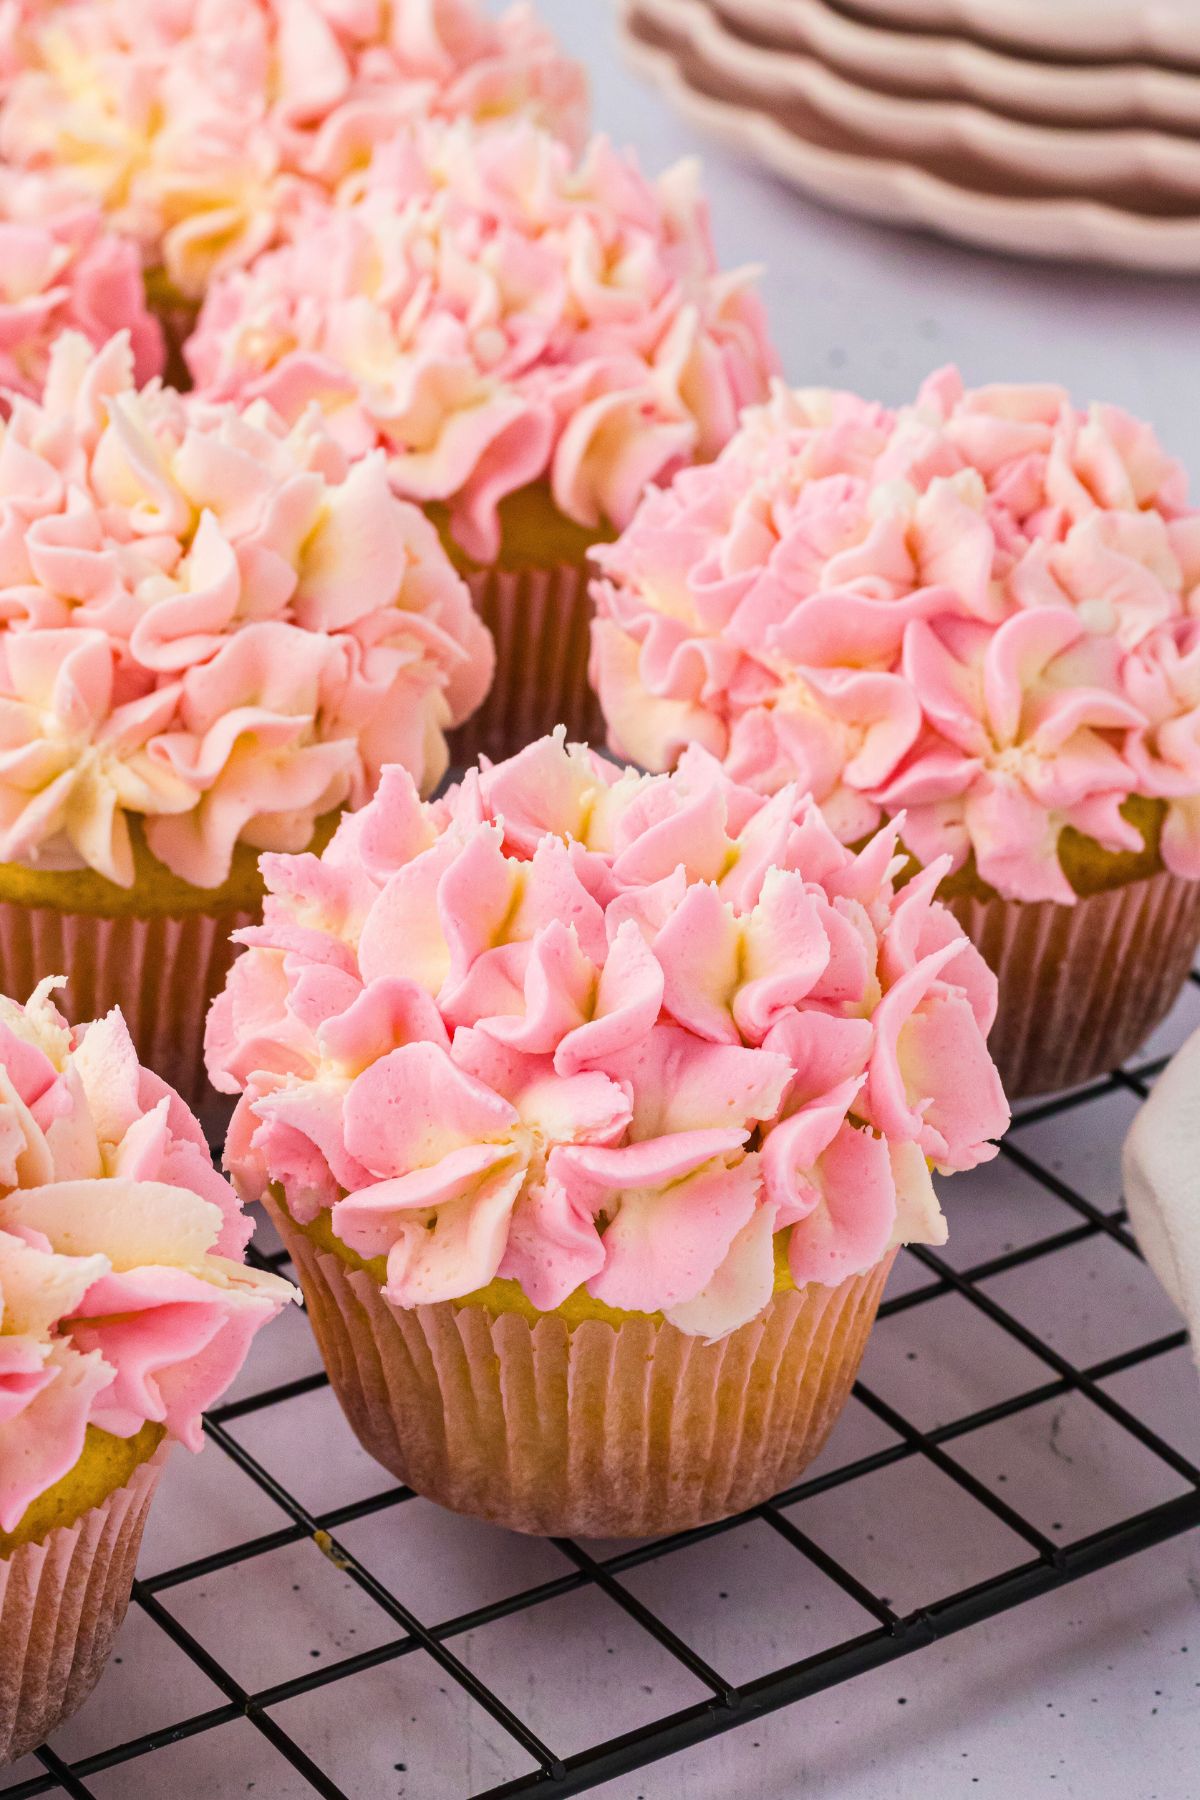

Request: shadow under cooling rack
left=7, top=974, right=1200, bottom=1800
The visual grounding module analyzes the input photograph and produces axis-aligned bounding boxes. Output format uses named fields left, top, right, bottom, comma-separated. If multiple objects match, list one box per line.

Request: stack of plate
left=618, top=0, right=1200, bottom=271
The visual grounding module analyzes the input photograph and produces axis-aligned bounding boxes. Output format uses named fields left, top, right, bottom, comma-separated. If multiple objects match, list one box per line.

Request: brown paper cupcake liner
left=0, top=1449, right=166, bottom=1766
left=448, top=562, right=607, bottom=767
left=0, top=900, right=255, bottom=1112
left=947, top=865, right=1200, bottom=1100
left=269, top=1196, right=892, bottom=1538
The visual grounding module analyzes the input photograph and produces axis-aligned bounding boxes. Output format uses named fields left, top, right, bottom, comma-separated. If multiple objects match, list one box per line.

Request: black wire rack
left=6, top=977, right=1200, bottom=1800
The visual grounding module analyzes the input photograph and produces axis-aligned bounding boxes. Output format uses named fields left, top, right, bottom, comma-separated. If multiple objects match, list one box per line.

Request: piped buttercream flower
left=0, top=0, right=588, bottom=299
left=591, top=368, right=1200, bottom=904
left=209, top=732, right=1008, bottom=1341
left=0, top=978, right=294, bottom=1533
left=0, top=330, right=493, bottom=888
left=185, top=119, right=777, bottom=562
left=0, top=167, right=163, bottom=402
left=1123, top=619, right=1200, bottom=881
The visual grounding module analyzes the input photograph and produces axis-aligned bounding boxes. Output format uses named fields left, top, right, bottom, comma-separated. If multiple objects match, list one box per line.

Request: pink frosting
left=590, top=369, right=1200, bottom=904
left=0, top=330, right=493, bottom=889
left=0, top=978, right=295, bottom=1532
left=208, top=732, right=1008, bottom=1341
left=185, top=120, right=778, bottom=562
left=0, top=167, right=163, bottom=401
left=0, top=0, right=588, bottom=300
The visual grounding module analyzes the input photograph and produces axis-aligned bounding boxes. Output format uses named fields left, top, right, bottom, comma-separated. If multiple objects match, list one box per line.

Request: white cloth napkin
left=1123, top=1025, right=1200, bottom=1367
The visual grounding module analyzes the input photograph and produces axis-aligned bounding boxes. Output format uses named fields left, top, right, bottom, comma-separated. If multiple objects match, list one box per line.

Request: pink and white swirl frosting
left=208, top=732, right=1009, bottom=1341
left=590, top=368, right=1200, bottom=905
left=0, top=330, right=493, bottom=890
left=0, top=979, right=295, bottom=1532
left=0, top=0, right=588, bottom=300
left=185, top=119, right=778, bottom=563
left=0, top=167, right=163, bottom=401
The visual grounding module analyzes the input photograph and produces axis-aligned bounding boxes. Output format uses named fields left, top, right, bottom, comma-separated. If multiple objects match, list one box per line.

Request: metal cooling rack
left=7, top=977, right=1200, bottom=1800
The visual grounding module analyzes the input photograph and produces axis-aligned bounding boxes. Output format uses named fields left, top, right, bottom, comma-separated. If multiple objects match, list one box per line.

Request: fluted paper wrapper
left=0, top=1449, right=166, bottom=1765
left=0, top=900, right=255, bottom=1111
left=269, top=1196, right=892, bottom=1538
left=948, top=867, right=1200, bottom=1100
left=449, top=561, right=606, bottom=767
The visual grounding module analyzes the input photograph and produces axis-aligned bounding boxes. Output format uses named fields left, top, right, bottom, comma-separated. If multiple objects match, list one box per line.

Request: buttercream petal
left=786, top=1124, right=898, bottom=1288
left=341, top=1039, right=518, bottom=1180
left=587, top=1150, right=761, bottom=1314
left=663, top=1200, right=778, bottom=1341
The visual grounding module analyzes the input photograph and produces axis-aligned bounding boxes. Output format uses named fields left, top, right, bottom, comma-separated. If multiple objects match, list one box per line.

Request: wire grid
left=7, top=979, right=1200, bottom=1799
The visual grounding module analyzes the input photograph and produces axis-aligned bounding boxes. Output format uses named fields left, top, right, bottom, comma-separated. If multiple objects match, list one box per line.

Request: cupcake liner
left=0, top=1449, right=166, bottom=1766
left=448, top=561, right=607, bottom=767
left=269, top=1195, right=892, bottom=1538
left=0, top=900, right=255, bottom=1112
left=947, top=866, right=1200, bottom=1100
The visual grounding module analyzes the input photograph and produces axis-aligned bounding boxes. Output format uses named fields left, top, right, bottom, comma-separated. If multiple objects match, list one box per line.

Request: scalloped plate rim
left=715, top=0, right=1200, bottom=131
left=619, top=5, right=1200, bottom=272
left=834, top=0, right=1200, bottom=69
left=632, top=0, right=1200, bottom=194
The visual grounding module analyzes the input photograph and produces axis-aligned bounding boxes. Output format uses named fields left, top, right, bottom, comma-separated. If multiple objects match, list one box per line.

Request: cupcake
left=184, top=117, right=778, bottom=760
left=208, top=732, right=1008, bottom=1537
left=0, top=980, right=294, bottom=1763
left=0, top=168, right=163, bottom=401
left=591, top=369, right=1200, bottom=1098
left=0, top=0, right=587, bottom=347
left=0, top=329, right=493, bottom=1104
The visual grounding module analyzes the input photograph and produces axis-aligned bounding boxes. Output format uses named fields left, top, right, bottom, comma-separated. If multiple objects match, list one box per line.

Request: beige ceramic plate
left=634, top=0, right=1200, bottom=202
left=717, top=0, right=1200, bottom=132
left=621, top=0, right=1200, bottom=271
left=839, top=0, right=1200, bottom=68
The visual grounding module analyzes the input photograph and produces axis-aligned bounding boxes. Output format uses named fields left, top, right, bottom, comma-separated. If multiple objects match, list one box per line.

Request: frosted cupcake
left=0, top=330, right=493, bottom=1103
left=0, top=980, right=294, bottom=1763
left=0, top=0, right=587, bottom=345
left=0, top=168, right=163, bottom=401
left=185, top=118, right=778, bottom=759
left=591, top=369, right=1200, bottom=1098
left=208, top=732, right=1008, bottom=1537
